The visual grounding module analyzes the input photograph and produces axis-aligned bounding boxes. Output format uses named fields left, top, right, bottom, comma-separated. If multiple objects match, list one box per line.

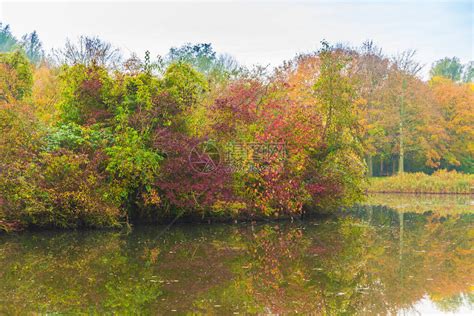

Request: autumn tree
left=166, top=43, right=241, bottom=83
left=429, top=77, right=474, bottom=172
left=352, top=41, right=390, bottom=176
left=461, top=61, right=473, bottom=83
left=20, top=31, right=44, bottom=64
left=309, top=41, right=365, bottom=205
left=53, top=36, right=121, bottom=69
left=161, top=62, right=209, bottom=110
left=57, top=63, right=114, bottom=124
left=390, top=50, right=422, bottom=173
left=31, top=64, right=60, bottom=124
left=0, top=50, right=33, bottom=102
left=430, top=57, right=463, bottom=82
left=0, top=23, right=17, bottom=52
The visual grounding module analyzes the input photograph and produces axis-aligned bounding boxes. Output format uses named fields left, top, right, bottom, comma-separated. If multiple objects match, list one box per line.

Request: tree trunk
left=367, top=155, right=373, bottom=177
left=399, top=122, right=404, bottom=174
left=398, top=78, right=406, bottom=174
left=380, top=157, right=384, bottom=175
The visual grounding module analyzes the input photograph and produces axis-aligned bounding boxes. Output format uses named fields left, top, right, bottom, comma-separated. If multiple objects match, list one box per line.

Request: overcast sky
left=1, top=0, right=472, bottom=78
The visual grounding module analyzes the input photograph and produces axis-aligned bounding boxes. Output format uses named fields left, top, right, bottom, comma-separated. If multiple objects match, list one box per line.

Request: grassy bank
left=368, top=170, right=473, bottom=194
left=365, top=193, right=473, bottom=214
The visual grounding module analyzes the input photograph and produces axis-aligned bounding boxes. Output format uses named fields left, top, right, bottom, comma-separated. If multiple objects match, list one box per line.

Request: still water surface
left=0, top=194, right=473, bottom=314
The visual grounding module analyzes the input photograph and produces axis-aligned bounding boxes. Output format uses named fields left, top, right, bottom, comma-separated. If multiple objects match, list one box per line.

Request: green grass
left=368, top=170, right=474, bottom=194
left=365, top=193, right=473, bottom=214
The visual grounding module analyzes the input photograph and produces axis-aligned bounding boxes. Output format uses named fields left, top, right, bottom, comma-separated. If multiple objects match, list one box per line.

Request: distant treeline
left=0, top=23, right=472, bottom=229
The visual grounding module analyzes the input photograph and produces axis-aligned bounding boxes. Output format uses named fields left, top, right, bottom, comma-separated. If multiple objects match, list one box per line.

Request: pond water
left=0, top=194, right=473, bottom=314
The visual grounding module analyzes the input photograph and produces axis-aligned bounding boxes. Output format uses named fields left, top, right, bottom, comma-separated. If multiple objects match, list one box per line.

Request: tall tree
left=462, top=61, right=474, bottom=83
left=430, top=77, right=474, bottom=172
left=430, top=57, right=463, bottom=82
left=0, top=23, right=18, bottom=52
left=20, top=31, right=44, bottom=64
left=53, top=36, right=121, bottom=69
left=353, top=40, right=390, bottom=176
left=161, top=62, right=209, bottom=109
left=380, top=52, right=448, bottom=174
left=0, top=50, right=33, bottom=102
left=167, top=43, right=216, bottom=72
left=166, top=43, right=241, bottom=82
left=391, top=50, right=422, bottom=173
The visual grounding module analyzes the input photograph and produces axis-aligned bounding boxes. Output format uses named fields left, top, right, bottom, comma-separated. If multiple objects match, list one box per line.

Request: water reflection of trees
left=0, top=206, right=472, bottom=314
left=193, top=207, right=473, bottom=314
left=0, top=231, right=163, bottom=314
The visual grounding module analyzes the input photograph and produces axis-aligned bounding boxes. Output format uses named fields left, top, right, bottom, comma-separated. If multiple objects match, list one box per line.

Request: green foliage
left=168, top=43, right=216, bottom=72
left=106, top=127, right=162, bottom=202
left=1, top=149, right=122, bottom=229
left=166, top=43, right=241, bottom=82
left=45, top=122, right=87, bottom=150
left=57, top=64, right=113, bottom=124
left=462, top=61, right=474, bottom=83
left=20, top=31, right=44, bottom=64
left=310, top=42, right=366, bottom=208
left=0, top=102, right=40, bottom=231
left=0, top=50, right=33, bottom=101
left=430, top=57, right=463, bottom=81
left=0, top=23, right=18, bottom=52
left=161, top=62, right=208, bottom=108
left=0, top=102, right=121, bottom=229
left=314, top=42, right=360, bottom=148
left=15, top=151, right=121, bottom=228
left=0, top=23, right=44, bottom=64
left=44, top=122, right=113, bottom=152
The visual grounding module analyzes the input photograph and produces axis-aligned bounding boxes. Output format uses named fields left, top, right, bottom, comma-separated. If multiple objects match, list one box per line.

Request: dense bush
left=0, top=101, right=122, bottom=229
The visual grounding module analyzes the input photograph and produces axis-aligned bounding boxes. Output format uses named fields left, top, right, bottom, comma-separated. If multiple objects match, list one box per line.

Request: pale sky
left=1, top=0, right=472, bottom=78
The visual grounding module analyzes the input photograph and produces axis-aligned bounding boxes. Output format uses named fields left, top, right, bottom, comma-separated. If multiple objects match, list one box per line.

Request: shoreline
left=368, top=171, right=473, bottom=195
left=0, top=212, right=334, bottom=234
left=3, top=191, right=472, bottom=233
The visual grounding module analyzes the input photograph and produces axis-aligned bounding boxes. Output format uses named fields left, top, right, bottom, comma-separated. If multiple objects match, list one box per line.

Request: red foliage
left=211, top=80, right=263, bottom=136
left=153, top=128, right=235, bottom=210
left=80, top=69, right=103, bottom=99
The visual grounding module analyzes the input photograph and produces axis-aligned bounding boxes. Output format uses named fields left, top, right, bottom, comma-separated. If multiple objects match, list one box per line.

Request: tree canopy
left=0, top=26, right=472, bottom=229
